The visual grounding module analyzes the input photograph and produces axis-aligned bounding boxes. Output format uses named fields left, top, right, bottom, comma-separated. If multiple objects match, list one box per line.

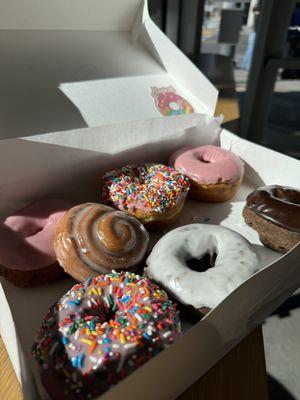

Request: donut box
left=0, top=1, right=300, bottom=399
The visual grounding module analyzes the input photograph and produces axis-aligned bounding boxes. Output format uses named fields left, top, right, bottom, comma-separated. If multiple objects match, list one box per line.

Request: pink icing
left=170, top=145, right=244, bottom=185
left=0, top=199, right=72, bottom=271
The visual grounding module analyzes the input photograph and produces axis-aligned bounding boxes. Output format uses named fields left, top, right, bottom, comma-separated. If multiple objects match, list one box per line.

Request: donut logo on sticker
left=151, top=86, right=194, bottom=116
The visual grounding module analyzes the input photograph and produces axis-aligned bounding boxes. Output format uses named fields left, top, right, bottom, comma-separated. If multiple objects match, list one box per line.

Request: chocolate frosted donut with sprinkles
left=32, top=271, right=181, bottom=400
left=102, top=163, right=190, bottom=230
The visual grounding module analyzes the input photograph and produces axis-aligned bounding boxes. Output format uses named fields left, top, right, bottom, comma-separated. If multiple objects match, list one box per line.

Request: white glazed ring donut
left=145, top=224, right=259, bottom=309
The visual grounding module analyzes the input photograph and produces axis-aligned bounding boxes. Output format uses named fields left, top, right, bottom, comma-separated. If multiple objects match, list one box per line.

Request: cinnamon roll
left=54, top=203, right=149, bottom=282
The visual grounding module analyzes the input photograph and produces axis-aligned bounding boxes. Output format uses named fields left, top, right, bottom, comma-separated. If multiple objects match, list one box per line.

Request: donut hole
left=186, top=253, right=217, bottom=273
left=23, top=222, right=44, bottom=237
left=81, top=304, right=115, bottom=324
left=195, top=154, right=211, bottom=164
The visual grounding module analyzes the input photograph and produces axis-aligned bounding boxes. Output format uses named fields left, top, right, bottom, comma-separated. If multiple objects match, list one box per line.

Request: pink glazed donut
left=170, top=145, right=244, bottom=202
left=0, top=199, right=72, bottom=286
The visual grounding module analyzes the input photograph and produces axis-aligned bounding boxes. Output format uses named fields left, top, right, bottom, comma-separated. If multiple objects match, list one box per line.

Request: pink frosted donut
left=0, top=199, right=72, bottom=286
left=170, top=145, right=244, bottom=202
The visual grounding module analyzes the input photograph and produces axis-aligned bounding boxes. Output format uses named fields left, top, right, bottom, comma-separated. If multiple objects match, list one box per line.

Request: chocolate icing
left=246, top=185, right=300, bottom=233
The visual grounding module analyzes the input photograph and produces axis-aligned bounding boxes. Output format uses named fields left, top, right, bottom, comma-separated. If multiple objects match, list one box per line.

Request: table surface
left=0, top=94, right=268, bottom=400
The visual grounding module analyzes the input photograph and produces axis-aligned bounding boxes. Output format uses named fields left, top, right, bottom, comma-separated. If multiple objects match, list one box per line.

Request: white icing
left=146, top=224, right=259, bottom=309
left=71, top=206, right=107, bottom=273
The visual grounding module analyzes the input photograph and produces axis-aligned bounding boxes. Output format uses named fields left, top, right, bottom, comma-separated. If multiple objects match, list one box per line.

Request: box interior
left=0, top=0, right=143, bottom=31
left=1, top=118, right=299, bottom=400
left=0, top=0, right=217, bottom=140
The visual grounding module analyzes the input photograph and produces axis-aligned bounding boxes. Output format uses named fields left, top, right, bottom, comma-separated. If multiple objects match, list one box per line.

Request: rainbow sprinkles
left=102, top=163, right=190, bottom=213
left=32, top=271, right=181, bottom=399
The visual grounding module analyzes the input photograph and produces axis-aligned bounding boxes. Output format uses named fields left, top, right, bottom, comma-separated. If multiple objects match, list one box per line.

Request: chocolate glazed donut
left=54, top=203, right=149, bottom=282
left=243, top=185, right=300, bottom=252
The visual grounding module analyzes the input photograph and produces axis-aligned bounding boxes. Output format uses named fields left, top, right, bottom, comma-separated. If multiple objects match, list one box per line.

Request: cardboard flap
left=142, top=19, right=218, bottom=115
left=23, top=112, right=219, bottom=150
left=0, top=30, right=165, bottom=140
left=0, top=114, right=221, bottom=208
left=0, top=0, right=218, bottom=141
left=59, top=74, right=204, bottom=128
left=0, top=0, right=142, bottom=31
left=220, top=130, right=300, bottom=187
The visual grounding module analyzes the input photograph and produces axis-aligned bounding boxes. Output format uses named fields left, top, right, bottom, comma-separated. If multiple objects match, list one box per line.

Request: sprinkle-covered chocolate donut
left=243, top=185, right=300, bottom=252
left=32, top=271, right=181, bottom=400
left=54, top=203, right=149, bottom=282
left=102, top=163, right=190, bottom=229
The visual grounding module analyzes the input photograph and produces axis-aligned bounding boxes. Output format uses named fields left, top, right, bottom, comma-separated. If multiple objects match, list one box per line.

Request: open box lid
left=0, top=0, right=218, bottom=141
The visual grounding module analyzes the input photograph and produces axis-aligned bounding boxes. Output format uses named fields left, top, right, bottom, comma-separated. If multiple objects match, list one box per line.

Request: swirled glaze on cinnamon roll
left=54, top=203, right=149, bottom=282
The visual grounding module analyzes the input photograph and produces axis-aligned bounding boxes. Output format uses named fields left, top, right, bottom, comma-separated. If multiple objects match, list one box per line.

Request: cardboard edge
left=19, top=113, right=209, bottom=149
left=219, top=129, right=300, bottom=187
left=131, top=0, right=149, bottom=44
left=131, top=0, right=219, bottom=115
left=0, top=283, right=21, bottom=382
left=132, top=1, right=167, bottom=72
left=0, top=283, right=53, bottom=399
left=143, top=19, right=219, bottom=116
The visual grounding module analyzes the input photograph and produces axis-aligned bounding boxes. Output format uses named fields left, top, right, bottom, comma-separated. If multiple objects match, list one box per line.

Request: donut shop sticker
left=151, top=86, right=194, bottom=116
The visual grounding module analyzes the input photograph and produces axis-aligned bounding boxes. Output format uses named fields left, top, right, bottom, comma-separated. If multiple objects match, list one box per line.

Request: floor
left=264, top=289, right=300, bottom=400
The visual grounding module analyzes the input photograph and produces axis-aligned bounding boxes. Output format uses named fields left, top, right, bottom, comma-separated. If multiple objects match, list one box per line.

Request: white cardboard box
left=0, top=1, right=300, bottom=399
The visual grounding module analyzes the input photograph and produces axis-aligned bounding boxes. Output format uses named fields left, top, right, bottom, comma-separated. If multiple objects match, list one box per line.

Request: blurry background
left=148, top=1, right=300, bottom=399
